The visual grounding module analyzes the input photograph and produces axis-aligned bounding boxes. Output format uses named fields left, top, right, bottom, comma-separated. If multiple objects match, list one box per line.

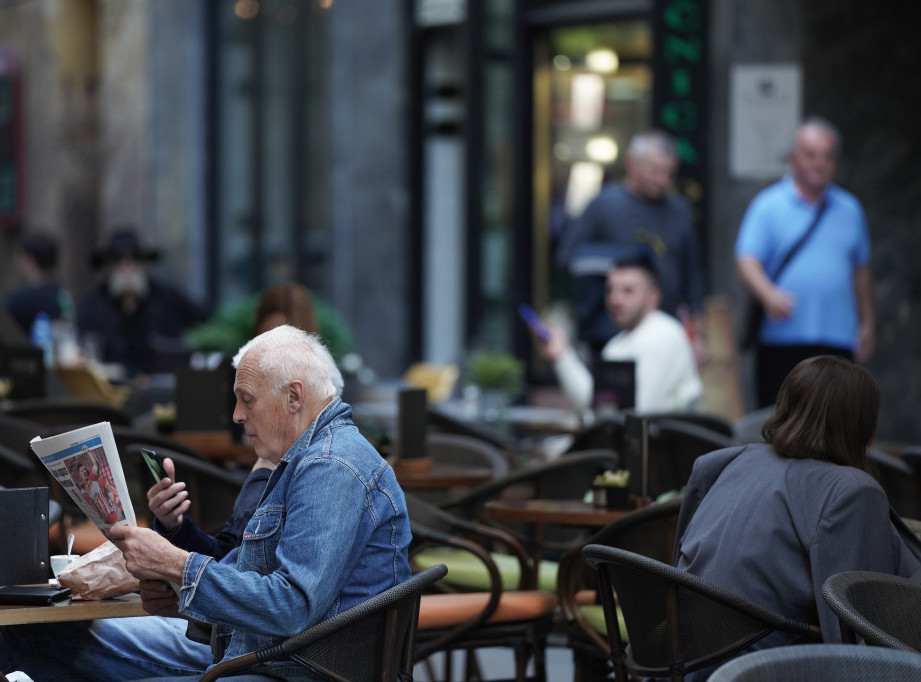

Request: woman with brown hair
left=675, top=356, right=921, bottom=654
left=254, top=282, right=318, bottom=335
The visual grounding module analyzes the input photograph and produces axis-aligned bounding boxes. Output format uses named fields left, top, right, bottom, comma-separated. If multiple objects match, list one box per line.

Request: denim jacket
left=178, top=397, right=412, bottom=676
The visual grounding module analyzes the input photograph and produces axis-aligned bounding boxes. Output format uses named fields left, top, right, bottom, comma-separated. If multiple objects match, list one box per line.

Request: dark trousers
left=756, top=344, right=854, bottom=408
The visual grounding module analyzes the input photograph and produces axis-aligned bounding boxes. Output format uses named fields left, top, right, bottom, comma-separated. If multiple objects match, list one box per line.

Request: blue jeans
left=0, top=616, right=210, bottom=681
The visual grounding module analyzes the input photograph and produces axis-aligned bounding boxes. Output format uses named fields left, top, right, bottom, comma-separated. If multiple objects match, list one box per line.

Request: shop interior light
left=585, top=49, right=619, bottom=74
left=553, top=55, right=572, bottom=71
left=585, top=136, right=619, bottom=163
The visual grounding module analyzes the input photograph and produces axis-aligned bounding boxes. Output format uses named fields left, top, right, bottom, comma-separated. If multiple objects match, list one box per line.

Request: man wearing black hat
left=77, top=228, right=209, bottom=377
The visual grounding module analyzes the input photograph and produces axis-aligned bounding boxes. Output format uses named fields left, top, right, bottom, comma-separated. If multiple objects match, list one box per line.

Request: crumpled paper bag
left=58, top=540, right=140, bottom=600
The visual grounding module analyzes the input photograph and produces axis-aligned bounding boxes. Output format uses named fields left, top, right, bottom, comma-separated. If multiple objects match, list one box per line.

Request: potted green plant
left=466, top=350, right=525, bottom=419
left=592, top=469, right=631, bottom=509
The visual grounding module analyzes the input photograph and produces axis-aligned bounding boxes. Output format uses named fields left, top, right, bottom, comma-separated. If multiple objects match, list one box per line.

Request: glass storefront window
left=532, top=20, right=653, bottom=317
left=212, top=0, right=329, bottom=306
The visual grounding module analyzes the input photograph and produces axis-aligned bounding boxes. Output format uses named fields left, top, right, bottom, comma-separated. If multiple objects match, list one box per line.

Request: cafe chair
left=556, top=496, right=683, bottom=682
left=564, top=416, right=625, bottom=454
left=821, top=570, right=921, bottom=651
left=427, top=432, right=511, bottom=477
left=1, top=396, right=133, bottom=428
left=407, top=494, right=557, bottom=682
left=197, top=563, right=448, bottom=682
left=0, top=432, right=41, bottom=488
left=870, top=448, right=921, bottom=519
left=707, top=644, right=921, bottom=682
left=731, top=406, right=773, bottom=445
left=642, top=418, right=733, bottom=499
left=428, top=405, right=516, bottom=453
left=440, top=450, right=621, bottom=561
left=582, top=545, right=822, bottom=682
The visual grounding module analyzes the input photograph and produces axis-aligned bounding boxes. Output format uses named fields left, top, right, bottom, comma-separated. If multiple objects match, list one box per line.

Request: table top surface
left=0, top=591, right=145, bottom=626
left=393, top=461, right=495, bottom=489
left=484, top=498, right=644, bottom=527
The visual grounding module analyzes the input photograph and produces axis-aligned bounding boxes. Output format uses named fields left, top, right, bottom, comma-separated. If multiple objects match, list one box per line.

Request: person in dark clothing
left=149, top=456, right=273, bottom=560
left=3, top=230, right=75, bottom=335
left=77, top=228, right=209, bottom=376
left=0, top=457, right=274, bottom=681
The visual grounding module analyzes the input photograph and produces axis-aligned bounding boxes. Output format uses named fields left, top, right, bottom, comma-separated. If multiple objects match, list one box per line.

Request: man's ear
left=285, top=380, right=306, bottom=411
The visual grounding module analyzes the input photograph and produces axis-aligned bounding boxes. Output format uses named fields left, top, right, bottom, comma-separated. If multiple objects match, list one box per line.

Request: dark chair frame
left=439, top=450, right=621, bottom=559
left=407, top=494, right=554, bottom=682
left=198, top=563, right=448, bottom=682
left=556, top=496, right=683, bottom=680
left=707, top=643, right=921, bottom=682
left=582, top=545, right=822, bottom=682
left=821, top=570, right=921, bottom=651
left=1, top=397, right=133, bottom=427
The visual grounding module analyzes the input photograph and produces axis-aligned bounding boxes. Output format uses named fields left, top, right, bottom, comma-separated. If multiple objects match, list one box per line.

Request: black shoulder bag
left=740, top=197, right=828, bottom=349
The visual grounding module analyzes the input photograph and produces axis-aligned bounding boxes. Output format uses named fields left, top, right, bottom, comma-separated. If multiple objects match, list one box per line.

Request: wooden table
left=484, top=498, right=645, bottom=528
left=0, top=592, right=146, bottom=626
left=393, top=459, right=494, bottom=490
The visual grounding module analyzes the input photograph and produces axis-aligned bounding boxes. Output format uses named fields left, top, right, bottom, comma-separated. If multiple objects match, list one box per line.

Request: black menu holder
left=622, top=414, right=649, bottom=502
left=592, top=359, right=636, bottom=412
left=0, top=345, right=46, bottom=400
left=0, top=486, right=50, bottom=585
left=396, top=388, right=428, bottom=460
left=175, top=360, right=238, bottom=436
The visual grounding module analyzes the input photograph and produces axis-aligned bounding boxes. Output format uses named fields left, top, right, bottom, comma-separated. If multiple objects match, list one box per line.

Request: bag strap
left=768, top=196, right=829, bottom=281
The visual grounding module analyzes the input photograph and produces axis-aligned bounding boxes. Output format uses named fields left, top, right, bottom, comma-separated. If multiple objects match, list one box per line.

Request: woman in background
left=675, top=355, right=921, bottom=661
left=254, top=282, right=317, bottom=335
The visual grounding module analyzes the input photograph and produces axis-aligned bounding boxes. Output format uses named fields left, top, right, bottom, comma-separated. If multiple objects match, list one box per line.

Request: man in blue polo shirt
left=735, top=117, right=875, bottom=407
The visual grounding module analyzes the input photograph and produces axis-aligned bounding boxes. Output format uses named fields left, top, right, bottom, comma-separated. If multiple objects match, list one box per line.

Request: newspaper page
left=30, top=421, right=136, bottom=530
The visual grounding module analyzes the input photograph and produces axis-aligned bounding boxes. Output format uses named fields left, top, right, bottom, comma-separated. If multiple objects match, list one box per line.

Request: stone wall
left=801, top=2, right=921, bottom=443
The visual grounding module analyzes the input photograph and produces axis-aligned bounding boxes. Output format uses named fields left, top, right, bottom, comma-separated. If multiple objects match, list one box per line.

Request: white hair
left=627, top=130, right=677, bottom=161
left=232, top=325, right=342, bottom=402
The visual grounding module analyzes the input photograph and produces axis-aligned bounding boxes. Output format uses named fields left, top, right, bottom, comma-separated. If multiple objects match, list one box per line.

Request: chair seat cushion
left=580, top=604, right=628, bottom=642
left=418, top=590, right=558, bottom=630
left=413, top=547, right=559, bottom=591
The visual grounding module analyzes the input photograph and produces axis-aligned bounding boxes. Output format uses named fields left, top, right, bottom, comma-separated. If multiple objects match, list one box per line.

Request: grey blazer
left=675, top=443, right=921, bottom=646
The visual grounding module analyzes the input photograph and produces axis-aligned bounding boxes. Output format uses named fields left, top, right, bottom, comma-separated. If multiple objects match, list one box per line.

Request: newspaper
left=30, top=421, right=136, bottom=530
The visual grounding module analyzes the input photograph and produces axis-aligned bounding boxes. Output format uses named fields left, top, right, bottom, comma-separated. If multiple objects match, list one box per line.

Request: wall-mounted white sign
left=730, top=64, right=801, bottom=180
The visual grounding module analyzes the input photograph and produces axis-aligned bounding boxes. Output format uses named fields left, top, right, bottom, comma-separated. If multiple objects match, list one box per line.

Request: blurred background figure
left=555, top=130, right=707, bottom=364
left=3, top=230, right=75, bottom=337
left=254, top=282, right=318, bottom=335
left=735, top=117, right=874, bottom=408
left=77, top=228, right=209, bottom=378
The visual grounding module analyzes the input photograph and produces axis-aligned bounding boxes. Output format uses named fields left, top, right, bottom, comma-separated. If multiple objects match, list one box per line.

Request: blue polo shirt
left=735, top=175, right=870, bottom=350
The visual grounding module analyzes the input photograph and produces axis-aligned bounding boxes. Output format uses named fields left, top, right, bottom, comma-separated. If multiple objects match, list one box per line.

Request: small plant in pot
left=592, top=469, right=631, bottom=509
left=466, top=350, right=525, bottom=418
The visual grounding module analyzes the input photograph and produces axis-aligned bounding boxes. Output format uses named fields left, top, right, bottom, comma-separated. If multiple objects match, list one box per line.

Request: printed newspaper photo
left=30, top=421, right=136, bottom=530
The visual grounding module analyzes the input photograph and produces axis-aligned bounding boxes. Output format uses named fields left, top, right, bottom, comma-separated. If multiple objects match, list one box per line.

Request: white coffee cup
left=50, top=554, right=80, bottom=579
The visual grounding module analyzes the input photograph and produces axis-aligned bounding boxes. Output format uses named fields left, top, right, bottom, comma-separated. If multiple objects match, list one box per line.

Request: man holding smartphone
left=535, top=256, right=702, bottom=415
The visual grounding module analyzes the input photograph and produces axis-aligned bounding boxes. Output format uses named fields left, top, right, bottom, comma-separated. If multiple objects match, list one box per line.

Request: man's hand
left=147, top=457, right=190, bottom=530
left=534, top=322, right=570, bottom=361
left=139, top=578, right=180, bottom=618
left=763, top=286, right=796, bottom=321
left=107, top=525, right=188, bottom=584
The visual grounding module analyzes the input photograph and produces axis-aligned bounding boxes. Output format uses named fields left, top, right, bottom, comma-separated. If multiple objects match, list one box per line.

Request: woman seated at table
left=675, top=355, right=921, bottom=654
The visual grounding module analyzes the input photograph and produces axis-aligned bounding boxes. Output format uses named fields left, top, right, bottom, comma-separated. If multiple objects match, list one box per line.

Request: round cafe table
left=484, top=498, right=647, bottom=528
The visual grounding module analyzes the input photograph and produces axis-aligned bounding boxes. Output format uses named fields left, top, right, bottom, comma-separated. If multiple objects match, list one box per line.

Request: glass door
left=531, top=20, right=654, bottom=334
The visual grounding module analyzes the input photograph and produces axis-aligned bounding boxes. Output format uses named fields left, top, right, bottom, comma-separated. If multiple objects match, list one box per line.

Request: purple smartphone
left=518, top=303, right=552, bottom=342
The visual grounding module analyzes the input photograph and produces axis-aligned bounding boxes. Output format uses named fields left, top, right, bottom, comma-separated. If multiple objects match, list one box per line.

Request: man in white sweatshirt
left=538, top=256, right=702, bottom=414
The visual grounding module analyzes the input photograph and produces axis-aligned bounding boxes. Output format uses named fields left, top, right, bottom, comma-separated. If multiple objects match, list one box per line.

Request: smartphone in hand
left=518, top=303, right=552, bottom=343
left=141, top=449, right=167, bottom=484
